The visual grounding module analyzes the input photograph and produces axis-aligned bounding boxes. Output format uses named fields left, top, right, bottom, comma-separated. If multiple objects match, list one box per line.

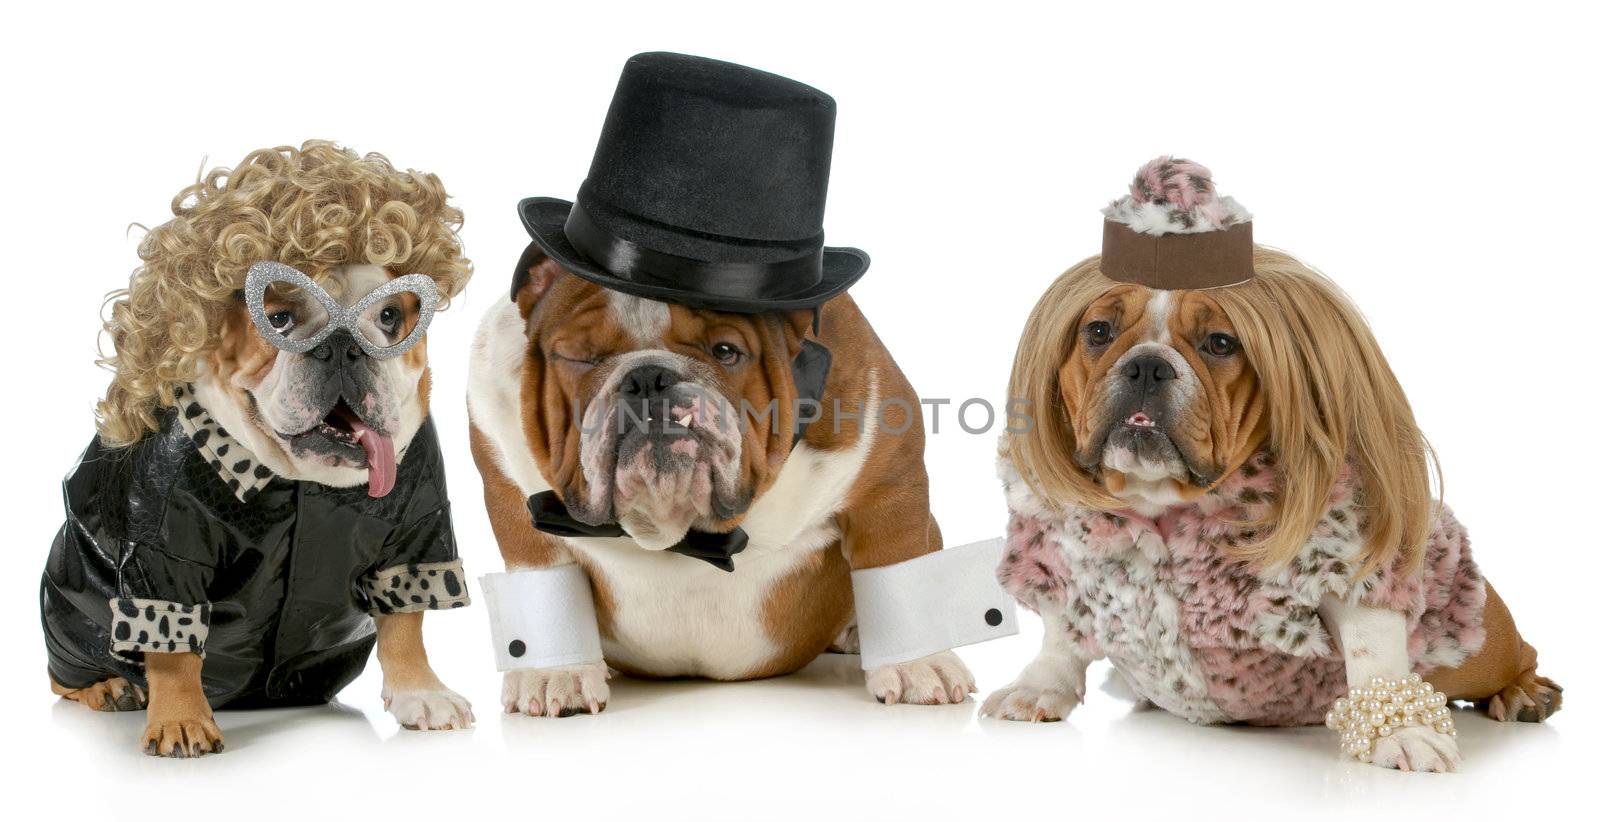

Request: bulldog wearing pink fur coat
left=983, top=157, right=1561, bottom=772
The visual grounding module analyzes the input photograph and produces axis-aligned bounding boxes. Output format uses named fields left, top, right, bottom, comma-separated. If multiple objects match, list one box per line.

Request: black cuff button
left=984, top=608, right=1003, bottom=627
left=508, top=639, right=526, bottom=658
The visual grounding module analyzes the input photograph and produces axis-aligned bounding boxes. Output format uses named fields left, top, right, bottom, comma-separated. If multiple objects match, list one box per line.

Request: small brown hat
left=1099, top=157, right=1254, bottom=290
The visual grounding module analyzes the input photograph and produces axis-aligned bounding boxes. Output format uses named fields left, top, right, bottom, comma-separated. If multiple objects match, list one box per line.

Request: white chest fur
left=468, top=300, right=875, bottom=678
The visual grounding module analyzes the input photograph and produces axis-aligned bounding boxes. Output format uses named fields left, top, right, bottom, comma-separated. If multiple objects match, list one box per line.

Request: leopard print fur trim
left=173, top=384, right=274, bottom=503
left=110, top=598, right=211, bottom=661
left=360, top=560, right=471, bottom=615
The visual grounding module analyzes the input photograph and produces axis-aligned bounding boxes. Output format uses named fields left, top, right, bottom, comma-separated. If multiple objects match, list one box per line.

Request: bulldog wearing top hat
left=468, top=52, right=1004, bottom=714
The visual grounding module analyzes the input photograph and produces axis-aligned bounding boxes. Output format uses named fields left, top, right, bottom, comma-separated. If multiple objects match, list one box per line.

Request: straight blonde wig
left=96, top=141, right=472, bottom=446
left=1004, top=247, right=1438, bottom=573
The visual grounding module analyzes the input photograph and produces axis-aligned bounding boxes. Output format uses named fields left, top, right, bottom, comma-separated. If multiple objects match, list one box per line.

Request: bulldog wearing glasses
left=38, top=141, right=475, bottom=756
left=242, top=261, right=442, bottom=496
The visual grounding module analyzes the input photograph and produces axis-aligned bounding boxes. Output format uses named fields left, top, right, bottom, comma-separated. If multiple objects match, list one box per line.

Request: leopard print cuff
left=361, top=560, right=471, bottom=615
left=110, top=598, right=211, bottom=661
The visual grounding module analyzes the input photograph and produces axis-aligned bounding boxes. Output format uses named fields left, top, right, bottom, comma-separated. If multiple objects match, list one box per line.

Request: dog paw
left=1480, top=672, right=1563, bottom=723
left=141, top=717, right=224, bottom=758
left=866, top=651, right=976, bottom=705
left=980, top=679, right=1081, bottom=722
left=979, top=652, right=1086, bottom=722
left=59, top=677, right=145, bottom=712
left=384, top=686, right=474, bottom=730
left=502, top=662, right=610, bottom=717
left=1366, top=726, right=1461, bottom=773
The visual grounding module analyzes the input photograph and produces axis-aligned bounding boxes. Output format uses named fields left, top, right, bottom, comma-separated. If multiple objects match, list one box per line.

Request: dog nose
left=619, top=364, right=680, bottom=399
left=1121, top=354, right=1177, bottom=386
left=310, top=330, right=366, bottom=363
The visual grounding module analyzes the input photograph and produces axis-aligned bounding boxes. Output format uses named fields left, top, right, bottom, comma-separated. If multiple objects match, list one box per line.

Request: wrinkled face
left=520, top=261, right=808, bottom=550
left=1060, top=285, right=1265, bottom=501
left=212, top=263, right=431, bottom=494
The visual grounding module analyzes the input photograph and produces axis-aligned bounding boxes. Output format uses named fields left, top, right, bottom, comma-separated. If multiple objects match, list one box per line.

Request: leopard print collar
left=171, top=384, right=275, bottom=503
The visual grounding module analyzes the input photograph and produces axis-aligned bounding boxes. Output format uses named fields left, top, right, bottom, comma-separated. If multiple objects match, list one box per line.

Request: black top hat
left=519, top=52, right=868, bottom=313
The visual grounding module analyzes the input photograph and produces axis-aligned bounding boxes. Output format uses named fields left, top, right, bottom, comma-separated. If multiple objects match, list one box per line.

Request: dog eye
left=267, top=310, right=295, bottom=332
left=378, top=306, right=402, bottom=332
left=710, top=342, right=745, bottom=366
left=1084, top=320, right=1115, bottom=347
left=548, top=344, right=599, bottom=368
left=1202, top=332, right=1240, bottom=357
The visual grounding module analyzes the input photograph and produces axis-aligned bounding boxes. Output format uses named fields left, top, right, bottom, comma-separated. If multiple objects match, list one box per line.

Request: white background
left=2, top=1, right=1595, bottom=818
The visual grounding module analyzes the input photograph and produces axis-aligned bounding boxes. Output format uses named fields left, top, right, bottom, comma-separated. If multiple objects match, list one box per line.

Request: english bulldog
left=466, top=245, right=974, bottom=714
left=41, top=141, right=474, bottom=756
left=983, top=156, right=1561, bottom=773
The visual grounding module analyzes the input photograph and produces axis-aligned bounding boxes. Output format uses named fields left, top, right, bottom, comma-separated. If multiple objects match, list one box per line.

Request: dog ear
left=772, top=308, right=830, bottom=447
left=511, top=241, right=564, bottom=317
left=776, top=307, right=820, bottom=354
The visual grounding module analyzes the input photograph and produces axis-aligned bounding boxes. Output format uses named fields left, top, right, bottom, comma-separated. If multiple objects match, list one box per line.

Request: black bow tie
left=525, top=491, right=748, bottom=572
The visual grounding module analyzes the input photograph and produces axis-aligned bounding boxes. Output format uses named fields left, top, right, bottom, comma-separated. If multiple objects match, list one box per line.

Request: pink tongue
left=348, top=417, right=396, bottom=498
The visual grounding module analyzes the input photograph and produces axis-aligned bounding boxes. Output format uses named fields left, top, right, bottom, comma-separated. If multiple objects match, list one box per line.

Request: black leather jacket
left=39, top=392, right=468, bottom=708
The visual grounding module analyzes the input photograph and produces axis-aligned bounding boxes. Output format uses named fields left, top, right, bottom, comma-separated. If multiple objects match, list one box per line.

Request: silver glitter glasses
left=244, top=261, right=438, bottom=359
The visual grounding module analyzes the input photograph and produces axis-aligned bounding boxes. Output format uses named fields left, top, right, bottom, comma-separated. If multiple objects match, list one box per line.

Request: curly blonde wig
left=96, top=140, right=473, bottom=446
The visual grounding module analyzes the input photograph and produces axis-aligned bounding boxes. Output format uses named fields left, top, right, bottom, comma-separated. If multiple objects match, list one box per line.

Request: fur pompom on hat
left=1102, top=156, right=1251, bottom=237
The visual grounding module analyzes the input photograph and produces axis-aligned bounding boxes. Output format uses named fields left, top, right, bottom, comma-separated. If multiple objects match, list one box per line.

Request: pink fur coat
left=996, top=451, right=1487, bottom=726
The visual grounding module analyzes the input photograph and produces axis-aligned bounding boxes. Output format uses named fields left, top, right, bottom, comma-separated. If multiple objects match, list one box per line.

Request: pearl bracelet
left=1324, top=672, right=1454, bottom=762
